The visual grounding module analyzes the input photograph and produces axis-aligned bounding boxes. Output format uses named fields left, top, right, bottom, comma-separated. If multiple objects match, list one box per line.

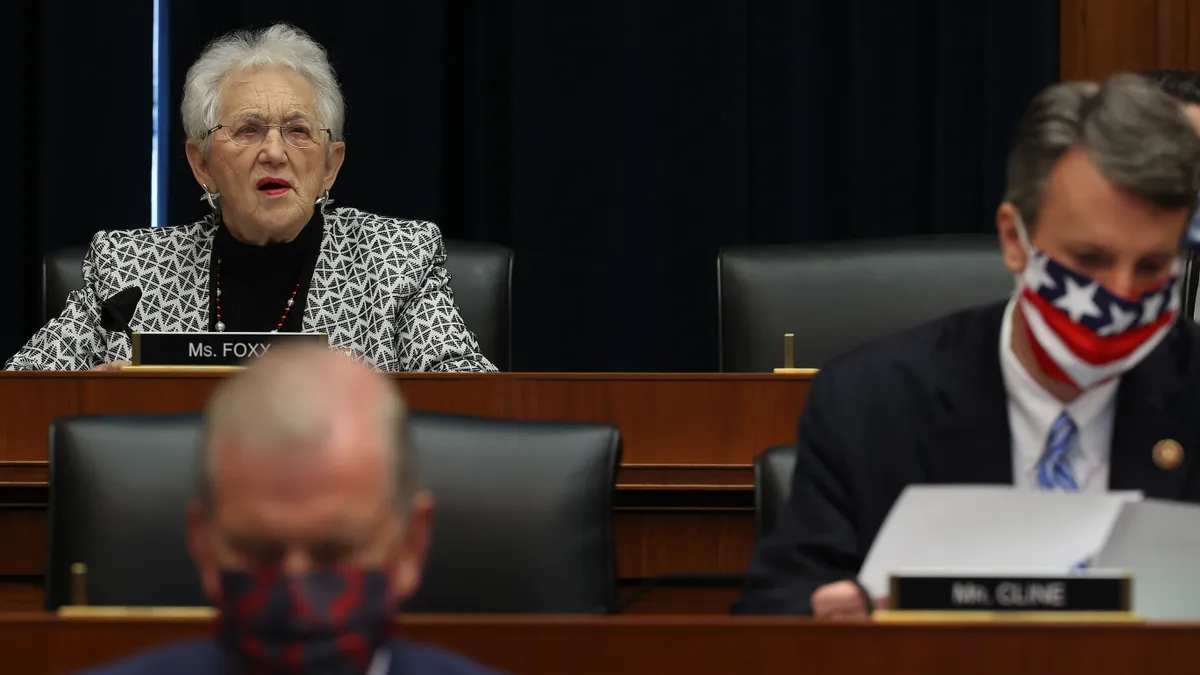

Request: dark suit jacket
left=73, top=638, right=502, bottom=675
left=733, top=302, right=1200, bottom=615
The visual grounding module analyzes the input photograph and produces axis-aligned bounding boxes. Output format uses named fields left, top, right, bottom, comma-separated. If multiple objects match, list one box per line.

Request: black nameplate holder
left=875, top=571, right=1135, bottom=622
left=130, top=332, right=329, bottom=368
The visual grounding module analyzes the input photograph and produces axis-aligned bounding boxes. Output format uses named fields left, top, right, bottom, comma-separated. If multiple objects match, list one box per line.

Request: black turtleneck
left=208, top=211, right=324, bottom=333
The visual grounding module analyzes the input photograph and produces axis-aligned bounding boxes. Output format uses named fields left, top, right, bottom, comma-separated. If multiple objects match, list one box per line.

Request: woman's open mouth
left=256, top=177, right=292, bottom=196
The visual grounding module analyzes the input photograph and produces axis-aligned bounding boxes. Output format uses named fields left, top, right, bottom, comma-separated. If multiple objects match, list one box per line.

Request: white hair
left=181, top=23, right=345, bottom=153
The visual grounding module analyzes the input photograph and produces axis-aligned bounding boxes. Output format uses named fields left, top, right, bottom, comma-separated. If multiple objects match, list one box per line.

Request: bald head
left=188, top=345, right=433, bottom=598
left=197, top=345, right=416, bottom=519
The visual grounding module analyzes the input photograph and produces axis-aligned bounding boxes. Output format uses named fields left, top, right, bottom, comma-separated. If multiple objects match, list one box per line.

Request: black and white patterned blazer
left=4, top=207, right=497, bottom=372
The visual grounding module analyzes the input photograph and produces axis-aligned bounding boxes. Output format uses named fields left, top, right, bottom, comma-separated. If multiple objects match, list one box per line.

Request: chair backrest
left=45, top=411, right=620, bottom=614
left=45, top=414, right=207, bottom=609
left=753, top=444, right=798, bottom=540
left=717, top=235, right=1013, bottom=371
left=402, top=411, right=620, bottom=613
left=41, top=246, right=86, bottom=326
left=439, top=240, right=513, bottom=371
left=39, top=239, right=513, bottom=370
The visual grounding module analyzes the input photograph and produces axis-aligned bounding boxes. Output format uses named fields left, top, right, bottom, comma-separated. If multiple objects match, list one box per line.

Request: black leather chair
left=40, top=239, right=514, bottom=370
left=402, top=411, right=620, bottom=614
left=41, top=246, right=86, bottom=326
left=753, top=444, right=797, bottom=540
left=436, top=241, right=513, bottom=371
left=717, top=235, right=1014, bottom=371
left=45, top=411, right=620, bottom=613
left=44, top=414, right=207, bottom=609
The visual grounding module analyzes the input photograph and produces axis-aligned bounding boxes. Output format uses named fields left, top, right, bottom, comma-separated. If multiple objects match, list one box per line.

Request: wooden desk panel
left=0, top=509, right=758, bottom=581
left=0, top=510, right=753, bottom=612
left=0, top=378, right=79, bottom=464
left=0, top=614, right=1195, bottom=675
left=0, top=372, right=813, bottom=465
left=0, top=507, right=45, bottom=576
left=0, top=373, right=805, bottom=611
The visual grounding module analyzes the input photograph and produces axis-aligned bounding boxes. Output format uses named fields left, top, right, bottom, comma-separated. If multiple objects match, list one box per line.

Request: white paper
left=858, top=485, right=1142, bottom=599
left=1096, top=499, right=1200, bottom=619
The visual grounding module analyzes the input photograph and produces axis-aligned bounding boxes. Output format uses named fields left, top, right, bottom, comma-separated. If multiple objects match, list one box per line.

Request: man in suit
left=80, top=345, right=499, bottom=674
left=733, top=74, right=1200, bottom=618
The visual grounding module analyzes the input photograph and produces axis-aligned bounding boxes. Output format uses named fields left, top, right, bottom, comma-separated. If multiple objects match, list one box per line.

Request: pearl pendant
left=215, top=321, right=225, bottom=332
left=287, top=297, right=294, bottom=307
left=216, top=288, right=221, bottom=297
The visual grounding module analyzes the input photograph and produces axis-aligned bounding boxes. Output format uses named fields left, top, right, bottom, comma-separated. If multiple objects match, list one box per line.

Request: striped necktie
left=1036, top=411, right=1078, bottom=491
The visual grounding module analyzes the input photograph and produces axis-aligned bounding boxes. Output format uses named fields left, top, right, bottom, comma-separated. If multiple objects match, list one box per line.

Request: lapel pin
left=1152, top=439, right=1184, bottom=471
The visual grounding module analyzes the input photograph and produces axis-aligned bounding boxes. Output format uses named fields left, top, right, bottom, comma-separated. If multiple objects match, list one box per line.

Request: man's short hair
left=194, top=347, right=418, bottom=520
left=1004, top=74, right=1200, bottom=230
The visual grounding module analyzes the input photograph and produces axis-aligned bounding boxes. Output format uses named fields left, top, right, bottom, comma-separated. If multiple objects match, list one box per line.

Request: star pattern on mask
left=1097, top=302, right=1138, bottom=336
left=1167, top=278, right=1183, bottom=314
left=1024, top=253, right=1056, bottom=291
left=1052, top=276, right=1103, bottom=323
left=1140, top=292, right=1166, bottom=326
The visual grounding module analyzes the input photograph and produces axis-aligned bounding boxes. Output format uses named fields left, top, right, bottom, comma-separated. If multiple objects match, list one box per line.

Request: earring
left=315, top=187, right=334, bottom=211
left=199, top=184, right=220, bottom=212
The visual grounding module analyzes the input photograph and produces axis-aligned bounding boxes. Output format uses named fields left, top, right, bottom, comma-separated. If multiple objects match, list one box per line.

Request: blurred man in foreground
left=734, top=74, right=1200, bottom=618
left=82, top=345, right=499, bottom=674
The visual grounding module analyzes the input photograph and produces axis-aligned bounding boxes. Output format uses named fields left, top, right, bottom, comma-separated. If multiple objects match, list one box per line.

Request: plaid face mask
left=216, top=566, right=393, bottom=675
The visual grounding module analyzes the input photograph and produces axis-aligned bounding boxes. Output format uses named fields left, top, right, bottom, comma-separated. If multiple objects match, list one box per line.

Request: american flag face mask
left=1014, top=216, right=1183, bottom=390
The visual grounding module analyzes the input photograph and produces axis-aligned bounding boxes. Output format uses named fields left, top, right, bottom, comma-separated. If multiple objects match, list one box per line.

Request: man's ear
left=185, top=501, right=222, bottom=604
left=185, top=139, right=215, bottom=192
left=997, top=202, right=1028, bottom=275
left=389, top=491, right=434, bottom=606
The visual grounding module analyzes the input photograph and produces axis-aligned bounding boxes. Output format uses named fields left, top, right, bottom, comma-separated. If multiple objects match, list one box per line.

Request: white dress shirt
left=999, top=299, right=1119, bottom=491
left=367, top=648, right=391, bottom=675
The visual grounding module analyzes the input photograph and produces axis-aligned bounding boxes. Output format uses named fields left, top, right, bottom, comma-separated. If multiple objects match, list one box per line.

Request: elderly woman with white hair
left=5, top=23, right=496, bottom=372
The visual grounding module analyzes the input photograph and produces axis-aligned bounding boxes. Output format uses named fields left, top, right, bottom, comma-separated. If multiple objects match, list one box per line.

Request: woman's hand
left=89, top=360, right=130, bottom=372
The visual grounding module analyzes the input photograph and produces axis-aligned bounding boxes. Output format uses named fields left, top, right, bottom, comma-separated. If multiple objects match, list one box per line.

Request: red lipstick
left=256, top=177, right=292, bottom=196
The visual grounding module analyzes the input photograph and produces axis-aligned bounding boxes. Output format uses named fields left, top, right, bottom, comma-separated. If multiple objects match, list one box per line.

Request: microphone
left=99, top=286, right=142, bottom=340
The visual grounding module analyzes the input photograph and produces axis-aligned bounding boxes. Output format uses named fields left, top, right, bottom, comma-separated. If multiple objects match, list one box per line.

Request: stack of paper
left=859, top=485, right=1200, bottom=619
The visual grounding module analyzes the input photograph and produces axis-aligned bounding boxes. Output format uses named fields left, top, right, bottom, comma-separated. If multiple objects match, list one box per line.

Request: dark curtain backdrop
left=3, top=1, right=1058, bottom=372
left=2, top=1, right=152, bottom=365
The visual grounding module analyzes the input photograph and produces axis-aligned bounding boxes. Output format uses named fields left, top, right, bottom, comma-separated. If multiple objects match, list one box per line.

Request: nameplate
left=889, top=572, right=1131, bottom=612
left=131, top=332, right=329, bottom=366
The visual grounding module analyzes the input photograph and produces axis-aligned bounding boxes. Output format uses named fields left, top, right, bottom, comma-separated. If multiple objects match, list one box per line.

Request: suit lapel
left=303, top=210, right=353, bottom=345
left=130, top=219, right=213, bottom=333
left=1109, top=328, right=1196, bottom=499
left=386, top=639, right=412, bottom=674
left=925, top=303, right=1015, bottom=484
left=180, top=222, right=214, bottom=332
left=110, top=222, right=212, bottom=362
